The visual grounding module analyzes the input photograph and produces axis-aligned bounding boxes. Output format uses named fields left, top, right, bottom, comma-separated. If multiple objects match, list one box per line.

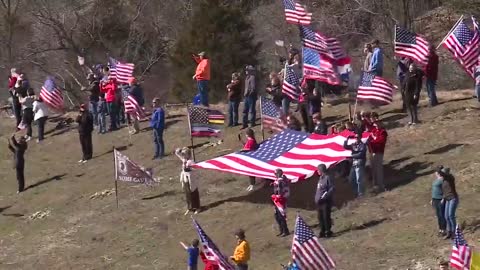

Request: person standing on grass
left=32, top=96, right=49, bottom=143
left=180, top=239, right=200, bottom=270
left=100, top=77, right=118, bottom=131
left=369, top=121, right=387, bottom=192
left=315, top=164, right=335, bottom=238
left=402, top=63, right=423, bottom=125
left=8, top=68, right=22, bottom=129
left=397, top=57, right=412, bottom=112
left=344, top=133, right=367, bottom=197
left=230, top=229, right=250, bottom=270
left=363, top=43, right=373, bottom=72
left=431, top=166, right=447, bottom=237
left=440, top=167, right=459, bottom=239
left=76, top=104, right=94, bottom=163
left=127, top=77, right=145, bottom=134
left=192, top=52, right=211, bottom=107
left=272, top=169, right=290, bottom=237
left=175, top=147, right=200, bottom=215
left=19, top=88, right=36, bottom=141
left=425, top=45, right=439, bottom=107
left=150, top=97, right=165, bottom=160
left=265, top=72, right=282, bottom=107
left=369, top=39, right=384, bottom=76
left=242, top=65, right=257, bottom=129
left=86, top=73, right=100, bottom=126
left=238, top=128, right=258, bottom=191
left=8, top=134, right=28, bottom=193
left=97, top=95, right=108, bottom=134
left=227, top=72, right=242, bottom=127
left=474, top=59, right=480, bottom=101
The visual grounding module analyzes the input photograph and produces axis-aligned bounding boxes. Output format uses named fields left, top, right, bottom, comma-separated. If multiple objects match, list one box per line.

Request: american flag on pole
left=188, top=106, right=224, bottom=137
left=108, top=57, right=135, bottom=83
left=283, top=65, right=301, bottom=101
left=394, top=25, right=430, bottom=66
left=443, top=17, right=480, bottom=78
left=357, top=72, right=395, bottom=104
left=124, top=95, right=146, bottom=120
left=193, top=219, right=235, bottom=270
left=282, top=0, right=312, bottom=26
left=291, top=215, right=336, bottom=270
left=299, top=26, right=346, bottom=59
left=40, top=76, right=64, bottom=110
left=192, top=129, right=369, bottom=181
left=303, top=47, right=341, bottom=86
left=261, top=96, right=286, bottom=133
left=450, top=225, right=472, bottom=270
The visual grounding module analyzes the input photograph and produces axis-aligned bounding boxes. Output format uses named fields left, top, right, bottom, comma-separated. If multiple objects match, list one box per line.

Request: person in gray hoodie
left=242, top=65, right=257, bottom=129
left=315, top=164, right=335, bottom=238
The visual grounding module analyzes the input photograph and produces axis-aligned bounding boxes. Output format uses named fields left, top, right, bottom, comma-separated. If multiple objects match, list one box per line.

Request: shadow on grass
left=424, top=144, right=465, bottom=155
left=331, top=217, right=390, bottom=236
left=141, top=190, right=179, bottom=200
left=166, top=114, right=185, bottom=120
left=95, top=145, right=128, bottom=158
left=0, top=206, right=12, bottom=213
left=25, top=173, right=67, bottom=191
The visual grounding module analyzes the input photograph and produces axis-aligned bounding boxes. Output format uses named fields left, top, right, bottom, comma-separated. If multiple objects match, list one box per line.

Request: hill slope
left=1, top=92, right=480, bottom=270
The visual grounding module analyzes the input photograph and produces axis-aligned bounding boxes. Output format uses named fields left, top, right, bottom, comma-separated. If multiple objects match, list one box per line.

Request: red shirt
left=200, top=251, right=220, bottom=270
left=243, top=137, right=258, bottom=151
left=369, top=127, right=388, bottom=153
left=8, top=76, right=17, bottom=89
left=101, top=79, right=117, bottom=103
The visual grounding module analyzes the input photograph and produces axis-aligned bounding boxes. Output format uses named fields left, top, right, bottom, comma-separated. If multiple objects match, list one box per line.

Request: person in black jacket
left=312, top=113, right=328, bottom=135
left=86, top=73, right=100, bottom=126
left=315, top=164, right=334, bottom=237
left=402, top=63, right=424, bottom=125
left=286, top=114, right=302, bottom=131
left=76, top=104, right=94, bottom=163
left=8, top=134, right=28, bottom=193
left=344, top=134, right=367, bottom=197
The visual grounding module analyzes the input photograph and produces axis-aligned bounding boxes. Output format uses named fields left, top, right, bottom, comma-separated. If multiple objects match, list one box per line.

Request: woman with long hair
left=175, top=147, right=200, bottom=215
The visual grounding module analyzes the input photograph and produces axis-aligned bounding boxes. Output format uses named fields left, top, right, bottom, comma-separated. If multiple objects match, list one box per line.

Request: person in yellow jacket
left=230, top=229, right=250, bottom=270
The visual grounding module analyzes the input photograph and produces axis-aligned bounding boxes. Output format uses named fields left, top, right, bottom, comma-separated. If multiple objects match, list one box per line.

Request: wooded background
left=0, top=0, right=479, bottom=106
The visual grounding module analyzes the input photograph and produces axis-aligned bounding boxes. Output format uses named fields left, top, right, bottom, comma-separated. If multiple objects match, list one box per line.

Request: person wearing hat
left=76, top=104, right=94, bottom=163
left=315, top=164, right=335, bottom=237
left=272, top=169, right=290, bottom=237
left=344, top=133, right=367, bottom=197
left=227, top=72, right=242, bottom=127
left=127, top=77, right=145, bottom=134
left=242, top=65, right=257, bottom=129
left=8, top=133, right=28, bottom=193
left=230, top=229, right=250, bottom=270
left=369, top=39, right=384, bottom=77
left=150, top=97, right=165, bottom=159
left=192, top=51, right=211, bottom=107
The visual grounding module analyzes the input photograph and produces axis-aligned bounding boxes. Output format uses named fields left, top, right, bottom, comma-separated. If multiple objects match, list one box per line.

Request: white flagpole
left=437, top=15, right=464, bottom=50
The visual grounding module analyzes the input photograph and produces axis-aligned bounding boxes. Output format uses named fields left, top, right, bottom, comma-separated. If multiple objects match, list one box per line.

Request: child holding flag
left=272, top=169, right=290, bottom=237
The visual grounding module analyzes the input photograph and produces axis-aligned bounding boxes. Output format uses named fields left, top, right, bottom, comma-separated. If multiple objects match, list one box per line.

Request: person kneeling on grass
left=238, top=128, right=258, bottom=192
left=175, top=147, right=200, bottom=215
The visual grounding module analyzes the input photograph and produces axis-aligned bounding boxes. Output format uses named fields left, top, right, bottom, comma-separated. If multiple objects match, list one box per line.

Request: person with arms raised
left=192, top=52, right=211, bottom=107
left=8, top=133, right=28, bottom=193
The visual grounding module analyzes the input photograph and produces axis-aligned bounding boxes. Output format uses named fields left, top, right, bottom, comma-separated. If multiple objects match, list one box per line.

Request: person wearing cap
left=8, top=133, right=28, bottom=193
left=425, top=45, right=439, bottom=107
left=242, top=65, right=257, bottom=129
left=192, top=52, right=211, bottom=107
left=369, top=40, right=384, bottom=77
left=344, top=133, right=367, bottom=197
left=76, top=104, right=94, bottom=163
left=150, top=97, right=165, bottom=159
left=440, top=167, right=458, bottom=239
left=127, top=77, right=145, bottom=134
left=230, top=229, right=250, bottom=270
left=315, top=164, right=335, bottom=238
left=272, top=169, right=290, bottom=237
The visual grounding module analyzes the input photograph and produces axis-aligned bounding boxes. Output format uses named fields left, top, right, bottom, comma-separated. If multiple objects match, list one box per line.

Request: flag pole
left=113, top=146, right=119, bottom=209
left=436, top=15, right=464, bottom=49
left=348, top=103, right=352, bottom=122
left=127, top=114, right=133, bottom=146
left=186, top=105, right=196, bottom=162
left=260, top=97, right=265, bottom=141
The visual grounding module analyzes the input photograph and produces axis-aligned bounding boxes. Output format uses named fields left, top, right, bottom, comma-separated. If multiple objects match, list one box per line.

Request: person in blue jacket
left=150, top=97, right=165, bottom=159
left=369, top=39, right=384, bottom=77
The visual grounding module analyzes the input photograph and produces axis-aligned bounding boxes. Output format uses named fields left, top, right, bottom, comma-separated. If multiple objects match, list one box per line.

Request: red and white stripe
left=357, top=76, right=395, bottom=104
left=115, top=62, right=134, bottom=83
left=451, top=245, right=472, bottom=270
left=303, top=63, right=341, bottom=86
left=395, top=36, right=430, bottom=66
left=124, top=95, right=145, bottom=120
left=40, top=86, right=63, bottom=110
left=192, top=130, right=369, bottom=182
left=282, top=78, right=300, bottom=101
left=284, top=2, right=312, bottom=25
left=262, top=115, right=287, bottom=132
left=292, top=238, right=335, bottom=269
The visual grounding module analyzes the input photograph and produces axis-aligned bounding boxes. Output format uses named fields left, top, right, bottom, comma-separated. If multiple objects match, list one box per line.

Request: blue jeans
left=197, top=80, right=209, bottom=107
left=107, top=102, right=118, bottom=130
left=475, top=84, right=480, bottom=102
left=153, top=128, right=165, bottom=158
left=426, top=79, right=438, bottom=106
left=432, top=199, right=446, bottom=231
left=228, top=100, right=240, bottom=126
left=242, top=95, right=257, bottom=127
left=445, top=197, right=458, bottom=233
left=349, top=164, right=365, bottom=197
left=282, top=97, right=290, bottom=116
left=89, top=101, right=98, bottom=125
left=98, top=111, right=107, bottom=133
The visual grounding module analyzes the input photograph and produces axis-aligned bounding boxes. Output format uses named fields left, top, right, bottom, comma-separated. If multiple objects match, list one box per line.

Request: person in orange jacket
left=230, top=229, right=250, bottom=270
left=192, top=51, right=211, bottom=107
left=100, top=76, right=118, bottom=131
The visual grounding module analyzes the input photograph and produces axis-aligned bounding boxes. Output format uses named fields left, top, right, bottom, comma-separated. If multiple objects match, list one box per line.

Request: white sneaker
left=82, top=160, right=88, bottom=163
left=78, top=159, right=84, bottom=163
left=246, top=185, right=254, bottom=192
left=184, top=210, right=190, bottom=216
left=25, top=136, right=32, bottom=142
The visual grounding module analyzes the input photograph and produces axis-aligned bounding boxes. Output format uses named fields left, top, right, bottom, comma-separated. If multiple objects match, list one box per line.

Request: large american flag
left=291, top=215, right=336, bottom=270
left=282, top=0, right=312, bottom=26
left=108, top=57, right=135, bottom=83
left=261, top=96, right=286, bottom=133
left=283, top=65, right=301, bottom=101
left=193, top=219, right=235, bottom=270
left=299, top=25, right=346, bottom=60
left=192, top=129, right=369, bottom=181
left=443, top=17, right=480, bottom=78
left=357, top=72, right=395, bottom=104
left=303, top=47, right=341, bottom=86
left=188, top=106, right=224, bottom=137
left=394, top=25, right=430, bottom=66
left=40, top=76, right=64, bottom=110
left=124, top=95, right=145, bottom=120
left=450, top=225, right=472, bottom=270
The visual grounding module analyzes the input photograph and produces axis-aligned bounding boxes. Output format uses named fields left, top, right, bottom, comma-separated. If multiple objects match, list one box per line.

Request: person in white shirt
left=175, top=147, right=200, bottom=215
left=33, top=97, right=49, bottom=142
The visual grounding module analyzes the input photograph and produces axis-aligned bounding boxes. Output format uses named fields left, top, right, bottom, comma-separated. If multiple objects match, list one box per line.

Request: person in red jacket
left=199, top=250, right=220, bottom=270
left=100, top=78, right=118, bottom=131
left=369, top=121, right=388, bottom=191
left=425, top=45, right=439, bottom=107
